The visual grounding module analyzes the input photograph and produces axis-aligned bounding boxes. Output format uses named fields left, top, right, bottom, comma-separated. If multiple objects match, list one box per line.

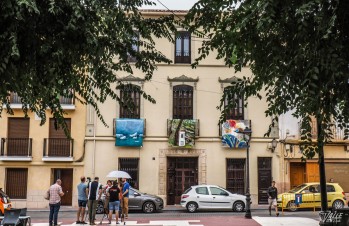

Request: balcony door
left=8, top=118, right=30, bottom=156
left=48, top=119, right=71, bottom=156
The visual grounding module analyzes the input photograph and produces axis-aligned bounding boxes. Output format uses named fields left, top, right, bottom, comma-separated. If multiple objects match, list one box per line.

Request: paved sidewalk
left=253, top=216, right=319, bottom=226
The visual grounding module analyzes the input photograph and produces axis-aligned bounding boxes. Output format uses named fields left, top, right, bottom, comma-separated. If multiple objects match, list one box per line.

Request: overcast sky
left=142, top=0, right=198, bottom=10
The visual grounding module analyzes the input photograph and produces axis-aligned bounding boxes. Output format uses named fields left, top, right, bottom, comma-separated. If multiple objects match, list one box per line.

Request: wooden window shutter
left=6, top=168, right=28, bottom=199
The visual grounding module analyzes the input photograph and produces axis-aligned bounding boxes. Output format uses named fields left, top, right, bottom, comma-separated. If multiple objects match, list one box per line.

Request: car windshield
left=289, top=184, right=307, bottom=193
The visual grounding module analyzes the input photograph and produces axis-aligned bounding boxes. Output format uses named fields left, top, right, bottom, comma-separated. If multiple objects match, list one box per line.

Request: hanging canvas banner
left=221, top=120, right=251, bottom=148
left=168, top=119, right=196, bottom=148
left=115, top=119, right=144, bottom=147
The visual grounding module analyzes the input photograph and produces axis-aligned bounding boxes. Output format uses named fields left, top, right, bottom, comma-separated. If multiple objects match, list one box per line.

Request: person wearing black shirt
left=87, top=177, right=102, bottom=225
left=108, top=181, right=121, bottom=224
left=267, top=181, right=279, bottom=216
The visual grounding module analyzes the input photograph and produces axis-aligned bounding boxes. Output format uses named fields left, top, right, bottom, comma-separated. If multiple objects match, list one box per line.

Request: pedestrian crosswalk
left=32, top=220, right=203, bottom=226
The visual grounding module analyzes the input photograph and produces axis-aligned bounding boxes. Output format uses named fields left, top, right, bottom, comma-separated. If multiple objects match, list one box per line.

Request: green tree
left=0, top=0, right=175, bottom=130
left=186, top=0, right=349, bottom=213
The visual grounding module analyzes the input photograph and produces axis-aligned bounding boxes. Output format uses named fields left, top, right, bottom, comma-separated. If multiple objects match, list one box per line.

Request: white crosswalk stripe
left=32, top=220, right=203, bottom=226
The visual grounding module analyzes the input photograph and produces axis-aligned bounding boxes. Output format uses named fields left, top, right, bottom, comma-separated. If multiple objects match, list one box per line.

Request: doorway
left=167, top=157, right=198, bottom=205
left=290, top=162, right=306, bottom=189
left=53, top=168, right=73, bottom=206
left=258, top=157, right=272, bottom=204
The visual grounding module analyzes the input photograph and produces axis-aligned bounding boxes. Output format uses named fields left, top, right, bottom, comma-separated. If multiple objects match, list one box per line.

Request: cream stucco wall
left=0, top=101, right=86, bottom=208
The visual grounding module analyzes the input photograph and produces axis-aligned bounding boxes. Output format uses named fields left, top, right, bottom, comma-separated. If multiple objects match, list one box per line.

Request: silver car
left=180, top=185, right=247, bottom=213
left=97, top=187, right=164, bottom=214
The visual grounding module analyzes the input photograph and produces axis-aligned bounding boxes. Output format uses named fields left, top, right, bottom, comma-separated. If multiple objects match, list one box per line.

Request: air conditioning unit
left=178, top=131, right=185, bottom=146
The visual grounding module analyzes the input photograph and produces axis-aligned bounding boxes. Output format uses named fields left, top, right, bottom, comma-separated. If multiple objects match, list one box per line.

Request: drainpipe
left=92, top=107, right=97, bottom=178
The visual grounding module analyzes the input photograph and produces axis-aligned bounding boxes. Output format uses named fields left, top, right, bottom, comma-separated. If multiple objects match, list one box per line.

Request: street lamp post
left=239, top=129, right=252, bottom=219
left=244, top=132, right=252, bottom=219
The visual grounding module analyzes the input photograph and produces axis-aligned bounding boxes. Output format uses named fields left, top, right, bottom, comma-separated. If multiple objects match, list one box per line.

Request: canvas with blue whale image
left=115, top=119, right=144, bottom=147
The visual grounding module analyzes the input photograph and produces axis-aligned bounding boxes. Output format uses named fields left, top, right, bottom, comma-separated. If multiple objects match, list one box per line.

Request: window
left=173, top=85, right=193, bottom=119
left=47, top=118, right=72, bottom=157
left=128, top=32, right=139, bottom=62
left=175, top=31, right=191, bottom=64
left=195, top=187, right=209, bottom=195
left=119, top=158, right=139, bottom=189
left=7, top=118, right=30, bottom=156
left=119, top=84, right=141, bottom=119
left=224, top=87, right=244, bottom=120
left=209, top=187, right=228, bottom=196
left=226, top=159, right=245, bottom=195
left=6, top=168, right=28, bottom=199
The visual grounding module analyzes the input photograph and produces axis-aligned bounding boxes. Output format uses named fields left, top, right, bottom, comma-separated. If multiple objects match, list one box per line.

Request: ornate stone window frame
left=168, top=75, right=199, bottom=119
left=116, top=75, right=145, bottom=118
left=218, top=76, right=247, bottom=120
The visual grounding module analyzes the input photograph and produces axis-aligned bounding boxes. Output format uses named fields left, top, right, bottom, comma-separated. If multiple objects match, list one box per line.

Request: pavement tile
left=252, top=216, right=319, bottom=226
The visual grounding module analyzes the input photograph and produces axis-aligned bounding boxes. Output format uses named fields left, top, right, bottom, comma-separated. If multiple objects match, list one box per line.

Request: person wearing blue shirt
left=76, top=176, right=88, bottom=224
left=121, top=178, right=130, bottom=219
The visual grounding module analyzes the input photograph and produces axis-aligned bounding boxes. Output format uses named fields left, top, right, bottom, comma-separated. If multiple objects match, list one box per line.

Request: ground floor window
left=119, top=158, right=139, bottom=189
left=6, top=168, right=28, bottom=199
left=226, top=158, right=245, bottom=195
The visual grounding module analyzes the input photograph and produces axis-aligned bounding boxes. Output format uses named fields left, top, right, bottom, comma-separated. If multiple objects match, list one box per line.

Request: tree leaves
left=0, top=0, right=176, bottom=135
left=186, top=0, right=349, bottom=159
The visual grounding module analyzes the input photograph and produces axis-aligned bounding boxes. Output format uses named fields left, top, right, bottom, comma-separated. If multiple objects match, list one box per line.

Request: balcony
left=167, top=119, right=199, bottom=148
left=42, top=138, right=74, bottom=161
left=59, top=93, right=75, bottom=110
left=7, top=92, right=23, bottom=109
left=0, top=138, right=33, bottom=161
left=298, top=119, right=347, bottom=140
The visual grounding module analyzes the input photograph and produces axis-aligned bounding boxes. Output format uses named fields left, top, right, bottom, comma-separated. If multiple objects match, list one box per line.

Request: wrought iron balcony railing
left=43, top=138, right=74, bottom=158
left=0, top=138, right=32, bottom=157
left=298, top=119, right=348, bottom=140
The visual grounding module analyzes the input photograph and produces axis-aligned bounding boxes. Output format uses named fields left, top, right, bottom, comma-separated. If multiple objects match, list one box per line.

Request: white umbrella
left=106, top=170, right=132, bottom=179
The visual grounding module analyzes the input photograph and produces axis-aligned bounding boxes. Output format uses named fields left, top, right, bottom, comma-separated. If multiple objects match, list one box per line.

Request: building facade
left=0, top=93, right=86, bottom=208
left=83, top=10, right=282, bottom=207
left=279, top=112, right=349, bottom=194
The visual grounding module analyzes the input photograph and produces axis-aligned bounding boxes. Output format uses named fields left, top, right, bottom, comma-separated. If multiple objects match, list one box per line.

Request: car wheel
left=233, top=201, right=245, bottom=212
left=96, top=201, right=104, bottom=214
left=287, top=201, right=297, bottom=212
left=142, top=201, right=156, bottom=213
left=332, top=200, right=344, bottom=210
left=186, top=202, right=198, bottom=213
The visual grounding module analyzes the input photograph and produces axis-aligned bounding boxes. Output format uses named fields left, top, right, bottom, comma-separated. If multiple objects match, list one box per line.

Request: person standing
left=87, top=177, right=102, bottom=225
left=267, top=181, right=279, bottom=217
left=76, top=176, right=88, bottom=224
left=103, top=180, right=112, bottom=212
left=48, top=179, right=64, bottom=226
left=108, top=181, right=121, bottom=224
left=121, top=178, right=130, bottom=220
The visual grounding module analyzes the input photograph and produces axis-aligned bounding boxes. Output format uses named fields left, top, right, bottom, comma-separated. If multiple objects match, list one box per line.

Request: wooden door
left=167, top=157, right=198, bottom=205
left=306, top=163, right=319, bottom=182
left=290, top=163, right=306, bottom=188
left=258, top=157, right=272, bottom=204
left=7, top=118, right=30, bottom=156
left=49, top=119, right=71, bottom=156
left=53, top=169, right=73, bottom=206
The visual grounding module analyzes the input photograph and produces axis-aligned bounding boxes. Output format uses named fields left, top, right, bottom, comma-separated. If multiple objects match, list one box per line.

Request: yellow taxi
left=277, top=182, right=346, bottom=211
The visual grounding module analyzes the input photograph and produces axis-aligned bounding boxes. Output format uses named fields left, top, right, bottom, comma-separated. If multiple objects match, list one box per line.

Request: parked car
left=277, top=182, right=346, bottom=211
left=180, top=185, right=247, bottom=213
left=0, top=188, right=12, bottom=216
left=97, top=187, right=164, bottom=214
